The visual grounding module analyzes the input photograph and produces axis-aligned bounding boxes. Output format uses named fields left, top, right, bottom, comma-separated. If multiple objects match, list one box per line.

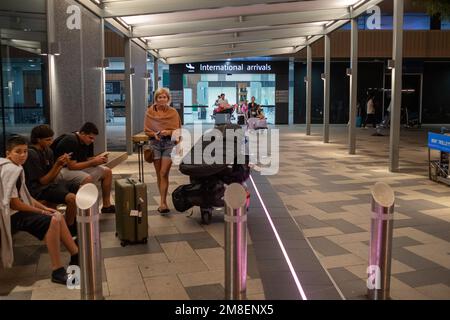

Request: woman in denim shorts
left=144, top=88, right=181, bottom=214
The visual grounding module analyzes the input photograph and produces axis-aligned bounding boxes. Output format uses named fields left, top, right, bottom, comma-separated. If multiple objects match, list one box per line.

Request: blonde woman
left=144, top=88, right=181, bottom=214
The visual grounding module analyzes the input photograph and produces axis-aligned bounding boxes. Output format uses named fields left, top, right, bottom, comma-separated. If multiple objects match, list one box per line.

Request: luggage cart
left=428, top=130, right=450, bottom=186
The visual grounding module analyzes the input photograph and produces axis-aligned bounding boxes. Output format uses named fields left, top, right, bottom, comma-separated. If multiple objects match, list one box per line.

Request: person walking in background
left=363, top=92, right=376, bottom=128
left=144, top=88, right=181, bottom=215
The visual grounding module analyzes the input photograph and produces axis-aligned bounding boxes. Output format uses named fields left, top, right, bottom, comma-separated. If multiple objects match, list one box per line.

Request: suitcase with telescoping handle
left=114, top=178, right=148, bottom=246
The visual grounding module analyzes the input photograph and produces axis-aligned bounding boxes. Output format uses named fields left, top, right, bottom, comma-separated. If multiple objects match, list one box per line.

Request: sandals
left=157, top=207, right=170, bottom=214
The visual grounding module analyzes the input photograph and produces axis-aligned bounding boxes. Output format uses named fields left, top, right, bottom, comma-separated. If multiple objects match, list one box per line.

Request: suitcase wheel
left=200, top=208, right=212, bottom=225
left=142, top=238, right=148, bottom=244
left=115, top=232, right=118, bottom=237
left=120, top=241, right=127, bottom=247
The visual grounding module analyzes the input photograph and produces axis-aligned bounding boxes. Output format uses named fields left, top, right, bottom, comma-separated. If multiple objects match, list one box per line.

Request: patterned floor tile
left=185, top=284, right=224, bottom=300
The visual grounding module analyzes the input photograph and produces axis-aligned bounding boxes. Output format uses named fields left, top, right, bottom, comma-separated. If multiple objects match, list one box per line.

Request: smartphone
left=103, top=152, right=110, bottom=157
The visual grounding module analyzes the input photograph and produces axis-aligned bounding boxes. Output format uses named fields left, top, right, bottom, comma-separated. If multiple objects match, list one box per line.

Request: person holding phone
left=52, top=122, right=115, bottom=214
left=144, top=88, right=181, bottom=215
left=24, top=125, right=80, bottom=235
left=1, top=135, right=79, bottom=284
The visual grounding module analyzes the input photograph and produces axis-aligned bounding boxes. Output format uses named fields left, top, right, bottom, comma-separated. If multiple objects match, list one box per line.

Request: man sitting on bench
left=24, top=125, right=79, bottom=236
left=52, top=122, right=115, bottom=214
left=0, top=136, right=78, bottom=284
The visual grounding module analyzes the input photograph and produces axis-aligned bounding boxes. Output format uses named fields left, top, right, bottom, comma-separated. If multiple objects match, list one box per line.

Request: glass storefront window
left=183, top=73, right=275, bottom=124
left=104, top=55, right=162, bottom=150
left=105, top=58, right=126, bottom=151
left=1, top=0, right=47, bottom=156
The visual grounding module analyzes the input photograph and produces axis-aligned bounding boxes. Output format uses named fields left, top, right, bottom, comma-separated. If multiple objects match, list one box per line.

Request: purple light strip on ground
left=249, top=174, right=308, bottom=300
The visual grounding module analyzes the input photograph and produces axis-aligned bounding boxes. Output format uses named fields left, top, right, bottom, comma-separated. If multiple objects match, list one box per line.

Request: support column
left=288, top=57, right=294, bottom=125
left=153, top=59, right=159, bottom=91
left=46, top=0, right=56, bottom=130
left=124, top=38, right=133, bottom=155
left=348, top=18, right=358, bottom=155
left=323, top=35, right=331, bottom=143
left=100, top=18, right=107, bottom=152
left=389, top=0, right=404, bottom=172
left=306, top=45, right=312, bottom=135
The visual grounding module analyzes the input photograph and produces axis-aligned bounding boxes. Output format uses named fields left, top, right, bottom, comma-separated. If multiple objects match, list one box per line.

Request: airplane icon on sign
left=186, top=64, right=195, bottom=70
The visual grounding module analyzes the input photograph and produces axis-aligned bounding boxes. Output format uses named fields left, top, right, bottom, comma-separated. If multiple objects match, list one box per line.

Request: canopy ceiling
left=79, top=0, right=385, bottom=64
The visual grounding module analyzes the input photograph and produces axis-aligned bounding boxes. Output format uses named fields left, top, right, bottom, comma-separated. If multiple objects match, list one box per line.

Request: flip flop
left=157, top=207, right=170, bottom=214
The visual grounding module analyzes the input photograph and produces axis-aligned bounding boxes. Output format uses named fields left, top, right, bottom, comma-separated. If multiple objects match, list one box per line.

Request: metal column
left=224, top=183, right=248, bottom=300
left=75, top=183, right=104, bottom=300
left=46, top=0, right=56, bottom=133
left=306, top=45, right=312, bottom=136
left=99, top=18, right=107, bottom=152
left=289, top=57, right=295, bottom=125
left=323, top=35, right=331, bottom=143
left=348, top=18, right=358, bottom=155
left=124, top=38, right=133, bottom=155
left=153, top=59, right=159, bottom=91
left=389, top=0, right=404, bottom=172
left=367, top=182, right=395, bottom=300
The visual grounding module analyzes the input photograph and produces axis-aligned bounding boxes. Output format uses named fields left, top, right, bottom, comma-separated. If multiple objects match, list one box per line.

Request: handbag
left=144, top=147, right=154, bottom=163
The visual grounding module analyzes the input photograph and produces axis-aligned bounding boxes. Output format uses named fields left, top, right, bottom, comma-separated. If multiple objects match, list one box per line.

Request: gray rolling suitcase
left=114, top=178, right=148, bottom=246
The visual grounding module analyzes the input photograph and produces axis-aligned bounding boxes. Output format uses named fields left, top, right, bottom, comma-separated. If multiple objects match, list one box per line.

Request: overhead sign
left=184, top=62, right=274, bottom=74
left=428, top=132, right=450, bottom=153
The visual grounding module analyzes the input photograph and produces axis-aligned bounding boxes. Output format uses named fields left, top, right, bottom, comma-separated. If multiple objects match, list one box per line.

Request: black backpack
left=172, top=180, right=225, bottom=212
left=50, top=133, right=70, bottom=155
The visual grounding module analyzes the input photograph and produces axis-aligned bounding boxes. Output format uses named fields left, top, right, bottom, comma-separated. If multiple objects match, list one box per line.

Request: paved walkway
left=270, top=125, right=450, bottom=300
left=1, top=125, right=449, bottom=300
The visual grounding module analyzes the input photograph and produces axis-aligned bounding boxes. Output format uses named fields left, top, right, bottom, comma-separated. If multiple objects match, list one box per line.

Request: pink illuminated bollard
left=367, top=182, right=395, bottom=300
left=224, top=183, right=248, bottom=300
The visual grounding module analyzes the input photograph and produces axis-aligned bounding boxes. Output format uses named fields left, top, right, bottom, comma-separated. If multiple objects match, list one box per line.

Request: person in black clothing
left=53, top=122, right=115, bottom=214
left=24, top=125, right=79, bottom=233
left=1, top=136, right=78, bottom=284
left=247, top=96, right=263, bottom=119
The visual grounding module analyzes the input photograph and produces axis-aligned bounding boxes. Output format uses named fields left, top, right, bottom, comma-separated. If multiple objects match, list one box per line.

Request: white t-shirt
left=367, top=99, right=375, bottom=114
left=218, top=98, right=229, bottom=107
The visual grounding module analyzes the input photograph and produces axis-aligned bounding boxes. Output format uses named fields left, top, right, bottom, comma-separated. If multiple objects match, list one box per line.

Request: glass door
left=0, top=0, right=47, bottom=156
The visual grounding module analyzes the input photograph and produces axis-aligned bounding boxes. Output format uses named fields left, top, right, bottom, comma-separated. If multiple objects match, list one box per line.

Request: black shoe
left=69, top=253, right=79, bottom=266
left=51, top=267, right=68, bottom=285
left=101, top=205, right=116, bottom=214
left=157, top=207, right=170, bottom=216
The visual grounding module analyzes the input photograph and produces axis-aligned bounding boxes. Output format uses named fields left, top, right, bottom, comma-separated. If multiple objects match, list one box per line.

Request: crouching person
left=24, top=125, right=79, bottom=236
left=0, top=136, right=78, bottom=284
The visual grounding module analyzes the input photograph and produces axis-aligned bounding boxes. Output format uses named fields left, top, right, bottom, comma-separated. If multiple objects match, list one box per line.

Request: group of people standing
left=214, top=93, right=264, bottom=120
